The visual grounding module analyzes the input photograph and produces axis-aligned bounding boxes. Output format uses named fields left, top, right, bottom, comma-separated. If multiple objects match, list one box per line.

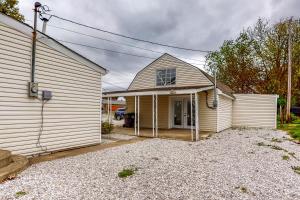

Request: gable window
left=156, top=68, right=176, bottom=86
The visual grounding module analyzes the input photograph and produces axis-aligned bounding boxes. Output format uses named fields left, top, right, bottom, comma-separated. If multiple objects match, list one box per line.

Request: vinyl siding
left=0, top=22, right=102, bottom=156
left=232, top=94, right=277, bottom=128
left=217, top=95, right=233, bottom=132
left=125, top=95, right=169, bottom=129
left=199, top=90, right=217, bottom=132
left=125, top=96, right=135, bottom=113
left=128, top=54, right=212, bottom=90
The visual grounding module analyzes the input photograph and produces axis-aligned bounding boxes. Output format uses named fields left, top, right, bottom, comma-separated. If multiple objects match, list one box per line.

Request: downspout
left=205, top=69, right=218, bottom=109
left=213, top=70, right=218, bottom=108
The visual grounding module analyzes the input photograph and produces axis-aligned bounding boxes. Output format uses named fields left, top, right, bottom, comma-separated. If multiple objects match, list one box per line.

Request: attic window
left=156, top=68, right=176, bottom=86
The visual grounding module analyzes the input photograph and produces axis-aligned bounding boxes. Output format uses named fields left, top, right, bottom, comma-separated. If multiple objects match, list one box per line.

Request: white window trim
left=155, top=68, right=176, bottom=87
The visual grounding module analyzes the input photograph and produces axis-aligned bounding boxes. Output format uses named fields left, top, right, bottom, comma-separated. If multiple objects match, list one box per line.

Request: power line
left=102, top=80, right=127, bottom=90
left=26, top=18, right=207, bottom=63
left=58, top=40, right=205, bottom=65
left=59, top=40, right=157, bottom=59
left=106, top=71, right=134, bottom=80
left=46, top=24, right=206, bottom=62
left=50, top=14, right=212, bottom=53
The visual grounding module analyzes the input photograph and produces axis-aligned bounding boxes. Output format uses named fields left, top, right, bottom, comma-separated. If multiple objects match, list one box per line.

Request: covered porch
left=103, top=85, right=220, bottom=141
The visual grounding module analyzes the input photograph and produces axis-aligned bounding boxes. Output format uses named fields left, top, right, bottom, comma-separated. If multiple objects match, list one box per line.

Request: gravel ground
left=1, top=129, right=300, bottom=200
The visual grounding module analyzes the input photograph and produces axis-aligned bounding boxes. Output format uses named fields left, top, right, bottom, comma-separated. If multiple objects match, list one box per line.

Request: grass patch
left=118, top=167, right=137, bottom=178
left=15, top=191, right=26, bottom=198
left=240, top=187, right=248, bottom=193
left=278, top=118, right=300, bottom=141
left=282, top=155, right=290, bottom=160
left=292, top=166, right=300, bottom=175
left=257, top=142, right=285, bottom=151
left=257, top=142, right=265, bottom=146
left=235, top=186, right=248, bottom=193
left=270, top=145, right=285, bottom=151
left=271, top=137, right=282, bottom=143
left=151, top=157, right=159, bottom=161
left=288, top=152, right=296, bottom=157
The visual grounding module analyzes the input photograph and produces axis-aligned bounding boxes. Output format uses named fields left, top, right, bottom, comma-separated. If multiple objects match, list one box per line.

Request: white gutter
left=103, top=86, right=214, bottom=97
left=218, top=90, right=235, bottom=100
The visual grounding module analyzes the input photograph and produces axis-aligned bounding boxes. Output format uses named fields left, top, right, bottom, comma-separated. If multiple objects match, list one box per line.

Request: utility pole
left=28, top=2, right=41, bottom=98
left=286, top=17, right=292, bottom=122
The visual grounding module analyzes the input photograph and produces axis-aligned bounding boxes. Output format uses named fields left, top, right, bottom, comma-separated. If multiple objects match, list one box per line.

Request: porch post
left=106, top=97, right=109, bottom=122
left=108, top=97, right=111, bottom=124
left=155, top=94, right=158, bottom=137
left=137, top=95, right=140, bottom=136
left=152, top=94, right=155, bottom=137
left=109, top=97, right=112, bottom=124
left=134, top=96, right=137, bottom=136
left=190, top=93, right=194, bottom=141
left=195, top=92, right=199, bottom=141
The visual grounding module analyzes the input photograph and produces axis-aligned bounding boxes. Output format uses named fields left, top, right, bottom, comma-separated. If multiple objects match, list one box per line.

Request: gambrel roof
left=125, top=53, right=234, bottom=97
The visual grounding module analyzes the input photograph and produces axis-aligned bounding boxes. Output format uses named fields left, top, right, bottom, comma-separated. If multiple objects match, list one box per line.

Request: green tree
left=206, top=32, right=260, bottom=93
left=0, top=0, right=24, bottom=22
left=206, top=18, right=300, bottom=105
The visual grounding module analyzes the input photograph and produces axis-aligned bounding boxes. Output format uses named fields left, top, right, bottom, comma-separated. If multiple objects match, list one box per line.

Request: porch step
left=0, top=150, right=12, bottom=168
left=0, top=149, right=29, bottom=183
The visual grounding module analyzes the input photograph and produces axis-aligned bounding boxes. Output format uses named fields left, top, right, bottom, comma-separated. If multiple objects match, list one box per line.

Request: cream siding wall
left=198, top=90, right=217, bottom=132
left=0, top=23, right=102, bottom=156
left=217, top=95, right=233, bottom=132
left=129, top=54, right=212, bottom=90
left=125, top=96, right=135, bottom=113
left=232, top=94, right=277, bottom=128
left=125, top=95, right=169, bottom=129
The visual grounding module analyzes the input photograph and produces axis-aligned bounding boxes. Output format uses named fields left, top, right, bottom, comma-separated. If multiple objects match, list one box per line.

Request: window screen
left=156, top=68, right=176, bottom=86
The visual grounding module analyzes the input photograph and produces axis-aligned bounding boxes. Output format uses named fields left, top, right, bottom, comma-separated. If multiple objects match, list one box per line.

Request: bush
left=291, top=113, right=298, bottom=122
left=101, top=121, right=114, bottom=134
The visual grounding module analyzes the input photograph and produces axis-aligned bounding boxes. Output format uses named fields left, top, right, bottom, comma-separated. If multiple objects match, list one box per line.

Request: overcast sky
left=18, top=0, right=299, bottom=91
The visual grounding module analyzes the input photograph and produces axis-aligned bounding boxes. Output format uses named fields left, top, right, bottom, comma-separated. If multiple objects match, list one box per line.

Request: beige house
left=0, top=14, right=107, bottom=156
left=104, top=54, right=278, bottom=140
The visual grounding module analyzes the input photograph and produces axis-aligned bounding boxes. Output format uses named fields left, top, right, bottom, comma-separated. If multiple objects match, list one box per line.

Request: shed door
left=172, top=97, right=195, bottom=129
left=173, top=99, right=184, bottom=128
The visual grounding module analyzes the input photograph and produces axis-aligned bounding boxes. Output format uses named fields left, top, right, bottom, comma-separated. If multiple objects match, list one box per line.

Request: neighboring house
left=0, top=13, right=107, bottom=156
left=102, top=98, right=126, bottom=113
left=104, top=53, right=277, bottom=140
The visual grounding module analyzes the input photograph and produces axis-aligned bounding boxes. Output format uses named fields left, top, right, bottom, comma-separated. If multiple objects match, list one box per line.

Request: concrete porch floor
left=112, top=127, right=212, bottom=141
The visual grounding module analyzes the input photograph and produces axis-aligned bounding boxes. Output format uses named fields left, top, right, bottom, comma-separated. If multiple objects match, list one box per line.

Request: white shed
left=0, top=13, right=107, bottom=156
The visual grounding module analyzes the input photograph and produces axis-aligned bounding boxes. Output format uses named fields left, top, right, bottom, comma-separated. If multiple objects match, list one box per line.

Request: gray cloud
left=18, top=0, right=299, bottom=90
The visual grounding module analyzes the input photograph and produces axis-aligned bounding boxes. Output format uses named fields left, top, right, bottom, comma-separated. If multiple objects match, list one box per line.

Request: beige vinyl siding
left=232, top=94, right=277, bottom=128
left=217, top=95, right=233, bottom=132
left=139, top=96, right=152, bottom=128
left=198, top=90, right=217, bottom=132
left=129, top=54, right=212, bottom=90
left=0, top=22, right=102, bottom=156
left=125, top=96, right=135, bottom=113
left=125, top=95, right=169, bottom=129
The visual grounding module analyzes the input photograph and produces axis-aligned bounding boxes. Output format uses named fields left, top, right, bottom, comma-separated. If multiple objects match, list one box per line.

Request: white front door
left=172, top=97, right=195, bottom=129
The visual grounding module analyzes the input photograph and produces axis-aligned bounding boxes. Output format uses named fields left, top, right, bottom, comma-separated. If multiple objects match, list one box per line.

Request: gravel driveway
left=1, top=129, right=300, bottom=200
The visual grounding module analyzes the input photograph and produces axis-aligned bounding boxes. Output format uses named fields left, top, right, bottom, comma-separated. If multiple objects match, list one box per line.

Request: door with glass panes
left=172, top=97, right=195, bottom=128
